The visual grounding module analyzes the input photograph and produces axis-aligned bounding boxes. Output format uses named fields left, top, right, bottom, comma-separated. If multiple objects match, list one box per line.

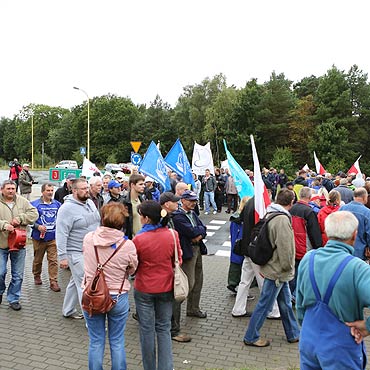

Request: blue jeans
left=134, top=289, right=173, bottom=370
left=204, top=191, right=217, bottom=213
left=0, top=247, right=26, bottom=304
left=244, top=278, right=300, bottom=343
left=83, top=293, right=129, bottom=370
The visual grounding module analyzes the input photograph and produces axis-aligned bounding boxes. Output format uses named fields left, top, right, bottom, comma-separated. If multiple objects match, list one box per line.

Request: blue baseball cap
left=108, top=180, right=121, bottom=189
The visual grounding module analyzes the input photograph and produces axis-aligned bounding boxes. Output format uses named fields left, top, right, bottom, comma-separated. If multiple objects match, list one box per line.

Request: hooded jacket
left=317, top=205, right=340, bottom=245
left=261, top=203, right=295, bottom=282
left=83, top=226, right=137, bottom=294
left=56, top=195, right=100, bottom=260
left=0, top=194, right=38, bottom=249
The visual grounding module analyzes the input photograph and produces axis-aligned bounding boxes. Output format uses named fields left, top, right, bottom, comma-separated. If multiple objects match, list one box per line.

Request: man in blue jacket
left=297, top=211, right=370, bottom=369
left=31, top=183, right=61, bottom=292
left=339, top=187, right=370, bottom=260
left=172, top=190, right=207, bottom=324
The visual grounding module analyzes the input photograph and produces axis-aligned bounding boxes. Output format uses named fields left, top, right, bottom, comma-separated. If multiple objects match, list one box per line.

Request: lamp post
left=31, top=115, right=34, bottom=169
left=73, top=86, right=90, bottom=159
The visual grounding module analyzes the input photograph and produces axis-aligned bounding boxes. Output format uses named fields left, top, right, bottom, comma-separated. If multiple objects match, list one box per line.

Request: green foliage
left=2, top=65, right=370, bottom=176
left=270, top=147, right=296, bottom=177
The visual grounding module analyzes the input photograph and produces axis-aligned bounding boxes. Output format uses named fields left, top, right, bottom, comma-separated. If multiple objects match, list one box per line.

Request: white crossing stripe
left=206, top=225, right=221, bottom=230
left=215, top=250, right=230, bottom=257
left=210, top=220, right=227, bottom=225
left=206, top=232, right=215, bottom=237
left=222, top=241, right=231, bottom=247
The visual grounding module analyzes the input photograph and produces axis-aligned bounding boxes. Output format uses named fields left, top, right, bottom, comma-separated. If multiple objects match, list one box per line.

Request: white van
left=55, top=160, right=78, bottom=169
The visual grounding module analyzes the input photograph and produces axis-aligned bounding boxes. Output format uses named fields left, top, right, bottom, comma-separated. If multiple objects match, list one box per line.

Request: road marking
left=215, top=250, right=230, bottom=257
left=210, top=220, right=227, bottom=225
left=206, top=232, right=215, bottom=237
left=206, top=225, right=221, bottom=230
left=222, top=241, right=231, bottom=247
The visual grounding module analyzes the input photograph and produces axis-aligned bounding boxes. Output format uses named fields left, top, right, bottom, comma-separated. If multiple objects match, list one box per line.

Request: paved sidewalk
left=1, top=230, right=369, bottom=369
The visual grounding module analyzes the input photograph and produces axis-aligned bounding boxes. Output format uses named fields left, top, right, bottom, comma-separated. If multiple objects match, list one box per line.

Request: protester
left=19, top=163, right=35, bottom=200
left=143, top=176, right=160, bottom=202
left=297, top=211, right=370, bottom=369
left=243, top=189, right=300, bottom=347
left=133, top=200, right=181, bottom=370
left=202, top=169, right=217, bottom=215
left=0, top=180, right=38, bottom=310
left=8, top=158, right=22, bottom=191
left=56, top=178, right=100, bottom=319
left=54, top=174, right=76, bottom=204
left=31, top=183, right=62, bottom=292
left=88, top=176, right=104, bottom=211
left=83, top=203, right=137, bottom=370
left=339, top=187, right=370, bottom=260
left=317, top=189, right=341, bottom=245
left=336, top=178, right=354, bottom=204
left=225, top=174, right=239, bottom=214
left=214, top=168, right=226, bottom=213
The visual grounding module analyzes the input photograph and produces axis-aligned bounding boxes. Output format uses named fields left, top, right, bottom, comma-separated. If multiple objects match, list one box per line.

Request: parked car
left=104, top=163, right=123, bottom=174
left=119, top=163, right=132, bottom=174
left=55, top=160, right=78, bottom=169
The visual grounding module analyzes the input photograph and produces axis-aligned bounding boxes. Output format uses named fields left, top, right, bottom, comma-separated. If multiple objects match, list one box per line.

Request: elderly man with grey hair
left=88, top=176, right=103, bottom=211
left=297, top=211, right=370, bottom=369
left=336, top=177, right=354, bottom=204
left=340, top=187, right=370, bottom=260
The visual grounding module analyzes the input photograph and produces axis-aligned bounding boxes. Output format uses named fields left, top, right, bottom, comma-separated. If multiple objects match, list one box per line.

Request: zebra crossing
left=202, top=218, right=232, bottom=258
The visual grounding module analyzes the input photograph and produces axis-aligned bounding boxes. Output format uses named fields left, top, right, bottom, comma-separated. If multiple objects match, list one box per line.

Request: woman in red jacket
left=133, top=200, right=182, bottom=370
left=317, top=189, right=342, bottom=245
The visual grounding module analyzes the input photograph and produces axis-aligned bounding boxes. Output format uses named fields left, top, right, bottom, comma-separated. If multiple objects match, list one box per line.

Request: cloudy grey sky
left=1, top=0, right=369, bottom=118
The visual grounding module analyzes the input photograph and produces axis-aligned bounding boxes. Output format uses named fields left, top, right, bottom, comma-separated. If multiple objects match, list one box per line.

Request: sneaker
left=232, top=312, right=252, bottom=318
left=34, top=276, right=42, bottom=285
left=204, top=212, right=209, bottom=215
left=212, top=211, right=217, bottom=215
left=244, top=338, right=271, bottom=347
left=9, top=302, right=22, bottom=311
left=172, top=333, right=192, bottom=342
left=187, top=310, right=207, bottom=318
left=64, top=312, right=84, bottom=319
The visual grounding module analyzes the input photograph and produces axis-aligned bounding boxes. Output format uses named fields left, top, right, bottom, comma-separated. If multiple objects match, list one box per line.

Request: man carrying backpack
left=243, top=188, right=300, bottom=347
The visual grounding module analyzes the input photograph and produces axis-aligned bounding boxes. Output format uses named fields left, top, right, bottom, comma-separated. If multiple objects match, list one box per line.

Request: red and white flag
left=313, top=151, right=326, bottom=175
left=302, top=164, right=310, bottom=172
left=250, top=135, right=271, bottom=223
left=348, top=155, right=362, bottom=175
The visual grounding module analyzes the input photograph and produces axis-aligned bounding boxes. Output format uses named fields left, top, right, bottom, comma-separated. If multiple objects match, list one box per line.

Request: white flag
left=191, top=142, right=215, bottom=176
left=82, top=158, right=101, bottom=178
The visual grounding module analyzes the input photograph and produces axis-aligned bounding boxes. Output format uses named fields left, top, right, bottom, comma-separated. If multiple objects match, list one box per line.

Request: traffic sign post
left=131, top=152, right=142, bottom=166
left=130, top=141, right=142, bottom=153
left=49, top=168, right=82, bottom=182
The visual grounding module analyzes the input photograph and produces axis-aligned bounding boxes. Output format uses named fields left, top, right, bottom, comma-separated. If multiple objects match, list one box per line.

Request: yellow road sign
left=130, top=141, right=142, bottom=153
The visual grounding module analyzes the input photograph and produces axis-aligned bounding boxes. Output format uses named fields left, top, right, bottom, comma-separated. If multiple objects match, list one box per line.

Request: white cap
left=145, top=176, right=154, bottom=183
left=115, top=171, right=125, bottom=179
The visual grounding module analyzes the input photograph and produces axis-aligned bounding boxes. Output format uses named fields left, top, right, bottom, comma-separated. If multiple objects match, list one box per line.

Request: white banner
left=191, top=142, right=215, bottom=176
left=82, top=158, right=102, bottom=178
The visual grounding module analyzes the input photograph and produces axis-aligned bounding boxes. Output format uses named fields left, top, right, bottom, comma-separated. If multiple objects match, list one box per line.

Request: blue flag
left=139, top=141, right=171, bottom=191
left=164, top=138, right=195, bottom=188
left=223, top=139, right=254, bottom=198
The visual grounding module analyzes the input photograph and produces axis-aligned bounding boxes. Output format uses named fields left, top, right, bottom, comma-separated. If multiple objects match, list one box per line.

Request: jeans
left=244, top=278, right=300, bottom=343
left=0, top=247, right=26, bottom=304
left=134, top=289, right=173, bottom=370
left=204, top=191, right=217, bottom=213
left=232, top=257, right=279, bottom=318
left=84, top=293, right=129, bottom=370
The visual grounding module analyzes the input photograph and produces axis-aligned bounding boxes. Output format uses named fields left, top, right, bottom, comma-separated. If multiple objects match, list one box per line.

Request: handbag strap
left=169, top=229, right=180, bottom=265
left=93, top=238, right=128, bottom=296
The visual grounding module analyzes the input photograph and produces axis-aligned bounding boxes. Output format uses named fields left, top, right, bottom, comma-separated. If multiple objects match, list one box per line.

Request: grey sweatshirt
left=56, top=195, right=101, bottom=260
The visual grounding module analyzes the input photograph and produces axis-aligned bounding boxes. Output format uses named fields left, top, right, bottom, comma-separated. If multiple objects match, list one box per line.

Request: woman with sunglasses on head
left=133, top=200, right=182, bottom=370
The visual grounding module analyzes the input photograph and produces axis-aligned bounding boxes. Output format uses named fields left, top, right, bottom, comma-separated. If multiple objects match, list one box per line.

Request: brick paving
left=0, top=189, right=368, bottom=369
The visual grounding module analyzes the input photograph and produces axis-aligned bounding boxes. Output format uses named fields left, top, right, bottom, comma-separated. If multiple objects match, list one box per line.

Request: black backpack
left=246, top=212, right=288, bottom=265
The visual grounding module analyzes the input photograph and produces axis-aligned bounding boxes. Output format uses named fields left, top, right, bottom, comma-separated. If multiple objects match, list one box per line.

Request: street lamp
left=31, top=115, right=34, bottom=169
left=73, top=86, right=90, bottom=159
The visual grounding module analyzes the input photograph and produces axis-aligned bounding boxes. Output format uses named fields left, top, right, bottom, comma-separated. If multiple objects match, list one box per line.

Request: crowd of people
left=1, top=162, right=370, bottom=369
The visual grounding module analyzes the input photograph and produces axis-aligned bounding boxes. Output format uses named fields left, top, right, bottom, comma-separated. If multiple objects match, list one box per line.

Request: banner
left=313, top=151, right=326, bottom=175
left=82, top=158, right=101, bottom=178
left=164, top=139, right=195, bottom=187
left=139, top=141, right=171, bottom=191
left=192, top=142, right=215, bottom=176
left=250, top=135, right=271, bottom=222
left=223, top=140, right=254, bottom=199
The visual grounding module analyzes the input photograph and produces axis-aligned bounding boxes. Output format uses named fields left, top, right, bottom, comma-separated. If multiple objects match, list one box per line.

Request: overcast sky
left=1, top=0, right=369, bottom=118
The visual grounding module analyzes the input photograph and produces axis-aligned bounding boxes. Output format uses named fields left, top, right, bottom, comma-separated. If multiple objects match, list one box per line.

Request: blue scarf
left=136, top=223, right=163, bottom=235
